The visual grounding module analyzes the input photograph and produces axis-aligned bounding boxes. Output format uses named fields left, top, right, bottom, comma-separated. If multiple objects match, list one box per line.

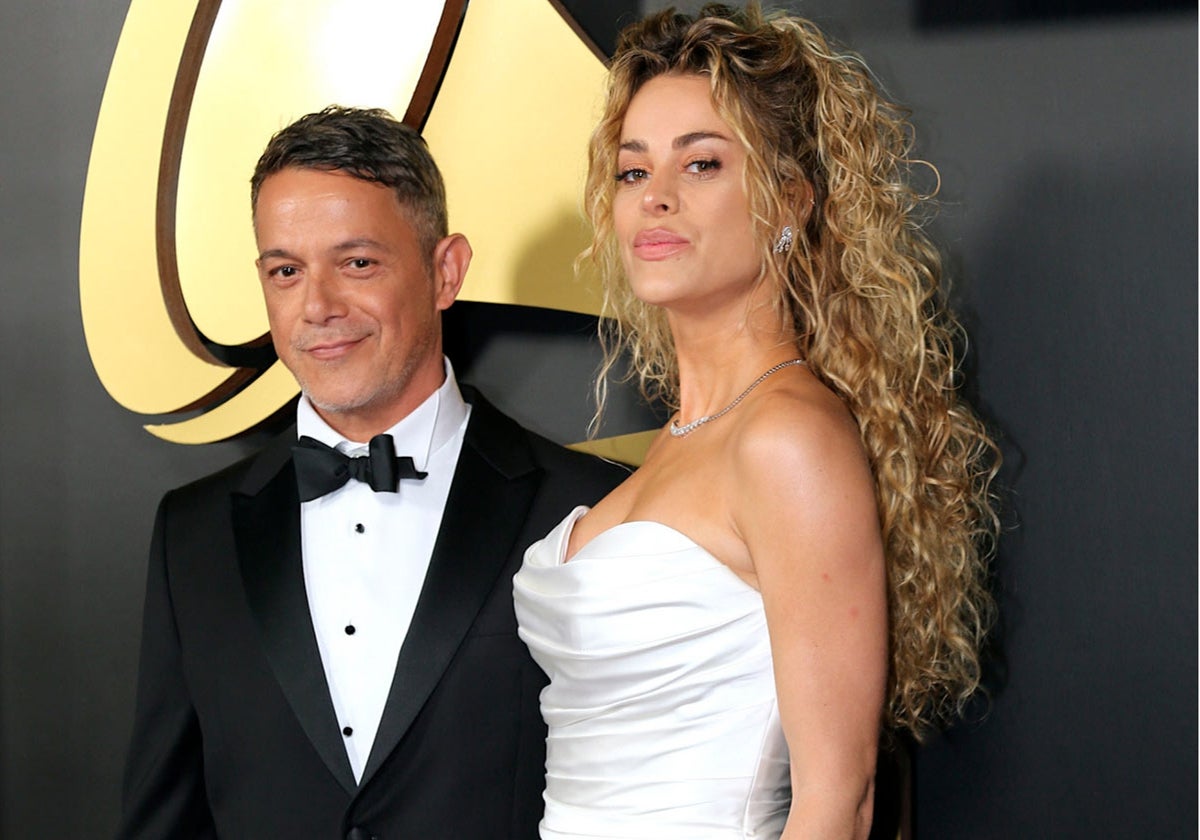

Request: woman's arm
left=734, top=393, right=888, bottom=840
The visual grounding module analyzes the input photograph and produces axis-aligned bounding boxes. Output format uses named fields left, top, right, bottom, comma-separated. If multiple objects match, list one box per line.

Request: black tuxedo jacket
left=117, top=389, right=627, bottom=840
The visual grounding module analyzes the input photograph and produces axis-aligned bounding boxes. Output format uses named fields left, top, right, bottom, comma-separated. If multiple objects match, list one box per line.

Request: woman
left=514, top=5, right=999, bottom=838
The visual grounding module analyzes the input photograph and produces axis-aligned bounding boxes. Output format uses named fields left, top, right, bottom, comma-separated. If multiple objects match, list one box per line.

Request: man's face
left=254, top=167, right=462, bottom=440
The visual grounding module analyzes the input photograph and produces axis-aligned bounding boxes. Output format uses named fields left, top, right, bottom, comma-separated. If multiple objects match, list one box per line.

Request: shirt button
left=343, top=726, right=353, bottom=737
left=354, top=523, right=365, bottom=534
left=345, top=625, right=356, bottom=635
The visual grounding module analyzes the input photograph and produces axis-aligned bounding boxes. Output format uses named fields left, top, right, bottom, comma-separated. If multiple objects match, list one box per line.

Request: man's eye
left=272, top=265, right=297, bottom=278
left=349, top=258, right=372, bottom=269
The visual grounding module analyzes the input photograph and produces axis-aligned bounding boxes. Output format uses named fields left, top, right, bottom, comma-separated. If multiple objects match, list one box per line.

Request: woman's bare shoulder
left=729, top=374, right=868, bottom=487
left=728, top=373, right=883, bottom=584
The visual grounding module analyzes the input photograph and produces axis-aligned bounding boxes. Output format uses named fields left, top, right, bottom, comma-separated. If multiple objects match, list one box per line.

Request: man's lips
left=632, top=229, right=690, bottom=261
left=300, top=336, right=365, bottom=360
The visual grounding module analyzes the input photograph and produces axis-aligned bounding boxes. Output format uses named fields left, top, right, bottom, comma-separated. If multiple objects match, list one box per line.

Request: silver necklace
left=669, top=358, right=806, bottom=438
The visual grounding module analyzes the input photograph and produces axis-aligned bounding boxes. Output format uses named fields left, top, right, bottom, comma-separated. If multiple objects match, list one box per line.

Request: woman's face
left=612, top=73, right=761, bottom=318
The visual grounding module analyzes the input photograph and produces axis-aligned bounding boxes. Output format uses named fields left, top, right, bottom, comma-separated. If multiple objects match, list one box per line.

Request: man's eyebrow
left=257, top=239, right=389, bottom=261
left=331, top=238, right=389, bottom=252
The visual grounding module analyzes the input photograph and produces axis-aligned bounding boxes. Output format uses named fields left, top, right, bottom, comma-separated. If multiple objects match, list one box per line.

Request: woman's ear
left=796, top=179, right=816, bottom=224
left=780, top=178, right=817, bottom=231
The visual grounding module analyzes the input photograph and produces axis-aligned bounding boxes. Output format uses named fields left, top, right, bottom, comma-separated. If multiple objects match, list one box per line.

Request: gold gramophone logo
left=81, top=0, right=649, bottom=460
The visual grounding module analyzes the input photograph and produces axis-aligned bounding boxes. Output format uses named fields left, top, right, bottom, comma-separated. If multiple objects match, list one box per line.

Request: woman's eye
left=615, top=168, right=647, bottom=184
left=686, top=158, right=721, bottom=174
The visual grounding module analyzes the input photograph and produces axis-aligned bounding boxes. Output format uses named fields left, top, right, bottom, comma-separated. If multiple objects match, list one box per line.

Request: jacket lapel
left=360, top=391, right=540, bottom=786
left=232, top=430, right=357, bottom=794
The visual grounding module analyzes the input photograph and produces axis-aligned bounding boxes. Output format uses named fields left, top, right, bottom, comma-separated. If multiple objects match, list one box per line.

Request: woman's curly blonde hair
left=582, top=3, right=1000, bottom=738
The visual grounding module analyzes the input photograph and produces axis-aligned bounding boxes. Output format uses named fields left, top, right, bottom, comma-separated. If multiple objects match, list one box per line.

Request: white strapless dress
left=513, top=506, right=790, bottom=839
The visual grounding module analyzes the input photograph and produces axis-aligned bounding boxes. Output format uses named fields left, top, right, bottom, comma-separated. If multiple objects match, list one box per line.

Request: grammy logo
left=80, top=0, right=611, bottom=445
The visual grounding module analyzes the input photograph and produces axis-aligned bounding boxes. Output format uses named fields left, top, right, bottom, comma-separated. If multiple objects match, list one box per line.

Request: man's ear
left=431, top=233, right=472, bottom=311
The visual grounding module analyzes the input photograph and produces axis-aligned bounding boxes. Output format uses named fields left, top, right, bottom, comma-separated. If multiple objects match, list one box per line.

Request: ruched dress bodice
left=513, top=506, right=790, bottom=839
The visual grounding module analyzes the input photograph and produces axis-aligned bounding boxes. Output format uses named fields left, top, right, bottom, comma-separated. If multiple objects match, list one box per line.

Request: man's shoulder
left=521, top=427, right=629, bottom=479
left=159, top=429, right=293, bottom=506
left=461, top=386, right=629, bottom=486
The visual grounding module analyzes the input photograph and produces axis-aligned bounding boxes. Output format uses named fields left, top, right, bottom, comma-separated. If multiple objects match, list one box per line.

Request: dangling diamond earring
left=773, top=225, right=793, bottom=254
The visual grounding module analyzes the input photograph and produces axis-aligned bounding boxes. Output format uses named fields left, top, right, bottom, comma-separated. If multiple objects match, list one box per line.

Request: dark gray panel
left=1, top=1, right=1195, bottom=838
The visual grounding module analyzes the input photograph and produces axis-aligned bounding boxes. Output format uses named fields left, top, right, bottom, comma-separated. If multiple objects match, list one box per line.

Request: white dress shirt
left=296, top=361, right=470, bottom=782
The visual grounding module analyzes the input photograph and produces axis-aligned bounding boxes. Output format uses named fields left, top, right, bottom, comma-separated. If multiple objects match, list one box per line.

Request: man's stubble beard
left=297, top=323, right=440, bottom=422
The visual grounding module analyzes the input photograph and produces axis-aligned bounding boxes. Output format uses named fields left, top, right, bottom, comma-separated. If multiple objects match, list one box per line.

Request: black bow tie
left=292, top=434, right=428, bottom=502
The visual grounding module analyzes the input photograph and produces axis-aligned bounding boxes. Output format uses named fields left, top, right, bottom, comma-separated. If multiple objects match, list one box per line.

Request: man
left=117, top=106, right=626, bottom=839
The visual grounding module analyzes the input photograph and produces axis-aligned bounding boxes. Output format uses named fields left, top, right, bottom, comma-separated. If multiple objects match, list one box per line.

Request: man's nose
left=302, top=270, right=347, bottom=323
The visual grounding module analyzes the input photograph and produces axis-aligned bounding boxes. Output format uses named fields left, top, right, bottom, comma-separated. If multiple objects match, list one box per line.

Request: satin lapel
left=360, top=399, right=539, bottom=786
left=233, top=434, right=357, bottom=794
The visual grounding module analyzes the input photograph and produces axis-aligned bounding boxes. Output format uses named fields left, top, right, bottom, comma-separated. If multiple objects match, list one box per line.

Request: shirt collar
left=295, top=358, right=469, bottom=471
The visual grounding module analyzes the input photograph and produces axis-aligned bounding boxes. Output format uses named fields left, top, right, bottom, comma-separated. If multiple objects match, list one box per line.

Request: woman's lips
left=633, top=229, right=690, bottom=261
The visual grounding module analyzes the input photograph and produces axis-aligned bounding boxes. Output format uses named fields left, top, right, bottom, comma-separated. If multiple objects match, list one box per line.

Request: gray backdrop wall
left=1, top=1, right=1194, bottom=837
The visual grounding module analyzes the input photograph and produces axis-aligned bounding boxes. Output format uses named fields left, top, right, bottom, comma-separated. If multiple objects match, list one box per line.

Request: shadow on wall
left=915, top=152, right=1197, bottom=838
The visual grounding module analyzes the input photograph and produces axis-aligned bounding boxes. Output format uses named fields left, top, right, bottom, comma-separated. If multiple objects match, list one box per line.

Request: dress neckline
left=558, top=506, right=713, bottom=565
left=541, top=506, right=759, bottom=593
